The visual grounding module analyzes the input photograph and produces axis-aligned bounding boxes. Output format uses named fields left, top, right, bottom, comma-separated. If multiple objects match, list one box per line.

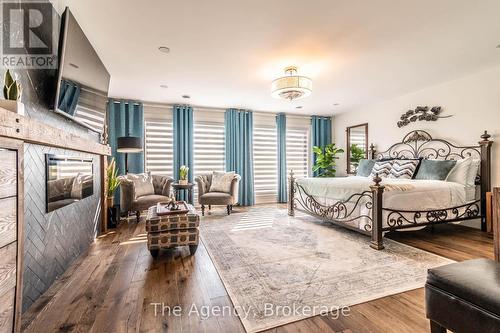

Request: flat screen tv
left=54, top=7, right=110, bottom=133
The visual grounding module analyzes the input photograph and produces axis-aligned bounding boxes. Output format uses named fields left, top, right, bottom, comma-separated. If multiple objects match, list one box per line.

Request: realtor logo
left=1, top=0, right=57, bottom=68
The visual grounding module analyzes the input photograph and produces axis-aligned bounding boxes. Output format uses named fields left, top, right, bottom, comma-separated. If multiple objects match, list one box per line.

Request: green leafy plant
left=3, top=70, right=21, bottom=101
left=179, top=165, right=189, bottom=180
left=350, top=144, right=366, bottom=171
left=312, top=143, right=344, bottom=177
left=106, top=158, right=121, bottom=198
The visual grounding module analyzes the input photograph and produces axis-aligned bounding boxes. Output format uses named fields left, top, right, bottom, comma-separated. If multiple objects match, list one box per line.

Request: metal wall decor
left=397, top=106, right=451, bottom=128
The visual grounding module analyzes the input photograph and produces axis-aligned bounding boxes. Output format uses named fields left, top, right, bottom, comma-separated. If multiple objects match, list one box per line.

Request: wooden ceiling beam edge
left=0, top=107, right=111, bottom=156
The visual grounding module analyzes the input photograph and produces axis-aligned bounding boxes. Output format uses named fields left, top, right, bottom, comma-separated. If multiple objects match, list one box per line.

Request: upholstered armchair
left=194, top=172, right=241, bottom=216
left=119, top=173, right=174, bottom=222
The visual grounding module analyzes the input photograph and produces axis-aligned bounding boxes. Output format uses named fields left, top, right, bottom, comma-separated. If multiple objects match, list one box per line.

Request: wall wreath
left=397, top=106, right=452, bottom=128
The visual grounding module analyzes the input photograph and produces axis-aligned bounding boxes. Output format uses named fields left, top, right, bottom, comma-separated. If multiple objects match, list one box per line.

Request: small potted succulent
left=106, top=158, right=121, bottom=207
left=0, top=69, right=24, bottom=115
left=179, top=165, right=189, bottom=185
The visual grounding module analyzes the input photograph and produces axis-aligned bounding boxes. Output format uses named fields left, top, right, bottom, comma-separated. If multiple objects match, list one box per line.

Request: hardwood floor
left=21, top=207, right=494, bottom=333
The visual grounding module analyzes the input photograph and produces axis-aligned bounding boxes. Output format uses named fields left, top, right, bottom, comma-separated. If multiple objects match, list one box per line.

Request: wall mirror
left=346, top=123, right=368, bottom=174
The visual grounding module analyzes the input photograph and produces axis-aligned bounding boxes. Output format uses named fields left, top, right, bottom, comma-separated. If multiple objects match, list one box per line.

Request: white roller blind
left=254, top=114, right=277, bottom=204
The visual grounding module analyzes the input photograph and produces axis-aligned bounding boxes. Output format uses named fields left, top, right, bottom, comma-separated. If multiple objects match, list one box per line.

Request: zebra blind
left=144, top=105, right=173, bottom=177
left=253, top=124, right=278, bottom=204
left=73, top=88, right=107, bottom=132
left=286, top=126, right=309, bottom=180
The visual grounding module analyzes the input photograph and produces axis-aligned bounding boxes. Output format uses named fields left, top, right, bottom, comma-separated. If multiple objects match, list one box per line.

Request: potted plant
left=350, top=144, right=366, bottom=172
left=312, top=143, right=344, bottom=177
left=179, top=165, right=189, bottom=185
left=106, top=158, right=121, bottom=207
left=0, top=69, right=24, bottom=115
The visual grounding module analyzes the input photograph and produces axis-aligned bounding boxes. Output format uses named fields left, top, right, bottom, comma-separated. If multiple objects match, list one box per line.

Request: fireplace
left=45, top=154, right=94, bottom=212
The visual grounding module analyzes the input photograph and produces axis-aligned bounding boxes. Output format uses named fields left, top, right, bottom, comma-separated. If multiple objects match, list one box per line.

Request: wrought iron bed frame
left=288, top=130, right=493, bottom=250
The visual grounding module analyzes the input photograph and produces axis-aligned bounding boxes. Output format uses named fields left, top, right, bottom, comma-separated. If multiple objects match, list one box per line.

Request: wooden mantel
left=0, top=107, right=111, bottom=156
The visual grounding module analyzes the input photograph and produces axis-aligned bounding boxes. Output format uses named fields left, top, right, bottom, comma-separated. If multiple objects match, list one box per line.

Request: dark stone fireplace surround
left=5, top=1, right=103, bottom=311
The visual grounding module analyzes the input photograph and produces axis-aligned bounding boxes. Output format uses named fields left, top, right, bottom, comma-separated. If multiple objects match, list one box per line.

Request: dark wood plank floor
left=22, top=207, right=494, bottom=333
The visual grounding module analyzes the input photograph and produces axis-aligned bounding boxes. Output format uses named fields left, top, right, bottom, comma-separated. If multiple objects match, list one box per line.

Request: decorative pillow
left=466, top=159, right=480, bottom=187
left=387, top=159, right=420, bottom=179
left=414, top=159, right=456, bottom=181
left=446, top=157, right=472, bottom=186
left=369, top=160, right=394, bottom=178
left=356, top=159, right=376, bottom=177
left=125, top=172, right=154, bottom=198
left=210, top=171, right=235, bottom=193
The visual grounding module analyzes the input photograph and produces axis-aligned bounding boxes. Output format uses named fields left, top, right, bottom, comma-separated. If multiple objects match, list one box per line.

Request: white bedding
left=295, top=176, right=473, bottom=230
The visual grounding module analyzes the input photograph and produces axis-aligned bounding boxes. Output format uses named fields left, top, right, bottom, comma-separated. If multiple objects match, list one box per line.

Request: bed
left=288, top=130, right=493, bottom=250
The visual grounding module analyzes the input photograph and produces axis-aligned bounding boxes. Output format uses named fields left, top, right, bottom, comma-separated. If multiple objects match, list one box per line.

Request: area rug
left=200, top=207, right=453, bottom=333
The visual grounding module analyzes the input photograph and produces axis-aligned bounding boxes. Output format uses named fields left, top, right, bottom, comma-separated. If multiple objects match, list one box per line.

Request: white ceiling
left=56, top=0, right=500, bottom=115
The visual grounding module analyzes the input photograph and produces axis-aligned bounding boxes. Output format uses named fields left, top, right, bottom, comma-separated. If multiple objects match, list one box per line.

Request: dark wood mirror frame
left=346, top=123, right=368, bottom=174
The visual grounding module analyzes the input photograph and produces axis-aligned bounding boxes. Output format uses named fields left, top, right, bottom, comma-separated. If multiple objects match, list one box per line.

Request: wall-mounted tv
left=54, top=7, right=110, bottom=133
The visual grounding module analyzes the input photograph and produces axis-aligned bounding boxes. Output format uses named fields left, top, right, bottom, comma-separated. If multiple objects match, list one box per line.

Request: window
left=254, top=115, right=278, bottom=204
left=286, top=121, right=310, bottom=180
left=144, top=105, right=173, bottom=177
left=193, top=109, right=225, bottom=204
left=73, top=88, right=106, bottom=132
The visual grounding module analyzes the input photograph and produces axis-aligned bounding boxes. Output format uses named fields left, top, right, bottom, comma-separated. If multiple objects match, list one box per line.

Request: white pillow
left=369, top=160, right=394, bottom=178
left=466, top=159, right=480, bottom=187
left=210, top=171, right=235, bottom=193
left=446, top=157, right=472, bottom=186
left=126, top=172, right=154, bottom=198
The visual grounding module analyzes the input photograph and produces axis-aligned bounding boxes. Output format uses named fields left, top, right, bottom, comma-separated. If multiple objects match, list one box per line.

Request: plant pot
left=179, top=179, right=188, bottom=185
left=0, top=99, right=24, bottom=116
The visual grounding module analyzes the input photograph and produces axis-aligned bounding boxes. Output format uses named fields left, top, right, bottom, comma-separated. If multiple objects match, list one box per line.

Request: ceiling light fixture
left=333, top=103, right=340, bottom=106
left=158, top=46, right=170, bottom=53
left=295, top=106, right=303, bottom=109
left=160, top=84, right=168, bottom=88
left=182, top=95, right=190, bottom=99
left=271, top=66, right=312, bottom=101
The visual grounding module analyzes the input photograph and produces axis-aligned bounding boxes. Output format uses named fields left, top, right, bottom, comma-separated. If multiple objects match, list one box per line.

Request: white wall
left=334, top=66, right=500, bottom=189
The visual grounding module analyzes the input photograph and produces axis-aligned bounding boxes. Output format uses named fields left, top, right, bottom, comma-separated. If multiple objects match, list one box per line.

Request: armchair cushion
left=200, top=192, right=233, bottom=205
left=209, top=171, right=235, bottom=193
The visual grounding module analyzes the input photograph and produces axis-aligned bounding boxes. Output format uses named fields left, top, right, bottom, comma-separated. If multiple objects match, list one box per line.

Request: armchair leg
left=209, top=205, right=211, bottom=210
left=136, top=211, right=141, bottom=223
left=227, top=205, right=231, bottom=215
left=201, top=205, right=205, bottom=216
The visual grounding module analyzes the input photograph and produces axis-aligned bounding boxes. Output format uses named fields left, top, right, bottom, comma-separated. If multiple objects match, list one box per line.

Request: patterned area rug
left=200, top=207, right=453, bottom=333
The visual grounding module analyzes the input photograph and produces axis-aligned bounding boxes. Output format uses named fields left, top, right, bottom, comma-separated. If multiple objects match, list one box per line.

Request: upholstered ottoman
left=425, top=258, right=500, bottom=333
left=145, top=204, right=200, bottom=257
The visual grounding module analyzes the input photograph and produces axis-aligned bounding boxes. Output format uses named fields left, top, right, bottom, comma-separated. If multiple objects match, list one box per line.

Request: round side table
left=172, top=182, right=195, bottom=204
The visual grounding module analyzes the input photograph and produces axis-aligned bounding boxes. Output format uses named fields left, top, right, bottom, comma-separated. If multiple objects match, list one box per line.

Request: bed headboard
left=369, top=129, right=493, bottom=230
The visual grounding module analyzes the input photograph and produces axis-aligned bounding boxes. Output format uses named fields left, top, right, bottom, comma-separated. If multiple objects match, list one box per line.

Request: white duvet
left=295, top=176, right=471, bottom=230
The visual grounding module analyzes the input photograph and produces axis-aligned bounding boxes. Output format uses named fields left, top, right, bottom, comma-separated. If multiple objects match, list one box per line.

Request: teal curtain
left=108, top=99, right=145, bottom=205
left=225, top=109, right=254, bottom=206
left=276, top=113, right=287, bottom=202
left=173, top=105, right=194, bottom=202
left=57, top=79, right=80, bottom=116
left=311, top=116, right=332, bottom=177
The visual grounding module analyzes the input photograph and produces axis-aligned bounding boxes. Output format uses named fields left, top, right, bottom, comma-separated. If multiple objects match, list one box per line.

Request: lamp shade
left=116, top=136, right=143, bottom=153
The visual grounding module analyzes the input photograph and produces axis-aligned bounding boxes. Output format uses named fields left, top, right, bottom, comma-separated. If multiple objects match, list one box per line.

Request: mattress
left=294, top=176, right=473, bottom=231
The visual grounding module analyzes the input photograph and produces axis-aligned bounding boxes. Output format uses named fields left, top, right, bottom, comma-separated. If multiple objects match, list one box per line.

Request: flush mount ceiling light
left=158, top=46, right=170, bottom=53
left=159, top=84, right=168, bottom=88
left=271, top=66, right=312, bottom=101
left=182, top=95, right=190, bottom=99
